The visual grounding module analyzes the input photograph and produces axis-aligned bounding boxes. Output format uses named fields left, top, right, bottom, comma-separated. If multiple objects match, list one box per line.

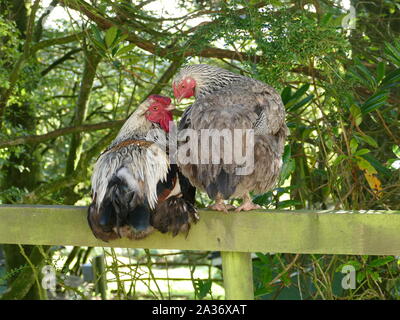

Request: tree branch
left=0, top=120, right=124, bottom=149
left=59, top=0, right=261, bottom=61
left=41, top=48, right=82, bottom=76
left=34, top=0, right=59, bottom=42
left=58, top=0, right=327, bottom=82
left=65, top=48, right=101, bottom=175
left=30, top=32, right=85, bottom=54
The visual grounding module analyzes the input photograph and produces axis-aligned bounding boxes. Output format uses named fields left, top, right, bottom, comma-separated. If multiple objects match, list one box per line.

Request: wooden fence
left=0, top=205, right=400, bottom=299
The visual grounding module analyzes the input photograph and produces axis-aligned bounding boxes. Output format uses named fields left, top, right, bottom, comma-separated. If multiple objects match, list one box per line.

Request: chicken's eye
left=182, top=84, right=186, bottom=88
left=153, top=106, right=158, bottom=111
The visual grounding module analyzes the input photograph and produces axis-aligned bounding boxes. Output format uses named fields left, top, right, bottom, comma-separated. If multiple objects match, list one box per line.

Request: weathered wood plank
left=221, top=252, right=254, bottom=300
left=0, top=205, right=400, bottom=255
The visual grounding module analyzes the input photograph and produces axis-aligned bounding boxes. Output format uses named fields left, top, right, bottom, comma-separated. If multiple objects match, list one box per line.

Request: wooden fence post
left=93, top=255, right=107, bottom=300
left=221, top=251, right=254, bottom=300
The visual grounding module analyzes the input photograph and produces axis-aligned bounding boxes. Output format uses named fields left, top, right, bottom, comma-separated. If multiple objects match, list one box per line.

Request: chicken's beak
left=166, top=104, right=175, bottom=111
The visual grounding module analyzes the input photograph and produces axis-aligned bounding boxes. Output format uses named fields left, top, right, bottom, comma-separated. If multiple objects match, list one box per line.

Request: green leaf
left=350, top=104, right=362, bottom=126
left=376, top=62, right=386, bottom=83
left=354, top=148, right=370, bottom=156
left=356, top=271, right=366, bottom=283
left=369, top=271, right=381, bottom=282
left=118, top=33, right=129, bottom=43
left=361, top=154, right=392, bottom=177
left=369, top=256, right=394, bottom=268
left=336, top=260, right=362, bottom=272
left=385, top=41, right=400, bottom=67
left=290, top=84, right=310, bottom=101
left=254, top=285, right=274, bottom=297
left=355, top=156, right=377, bottom=174
left=255, top=252, right=271, bottom=265
left=90, top=25, right=104, bottom=44
left=253, top=191, right=273, bottom=206
left=349, top=69, right=372, bottom=88
left=287, top=94, right=314, bottom=112
left=195, top=279, right=212, bottom=300
left=380, top=68, right=400, bottom=90
left=360, top=91, right=388, bottom=114
left=353, top=133, right=378, bottom=148
left=115, top=43, right=136, bottom=57
left=332, top=154, right=347, bottom=166
left=281, top=87, right=292, bottom=105
left=276, top=200, right=301, bottom=209
left=320, top=12, right=333, bottom=26
left=279, top=148, right=295, bottom=185
left=105, top=26, right=118, bottom=48
left=350, top=138, right=358, bottom=154
left=89, top=25, right=107, bottom=51
left=355, top=60, right=377, bottom=89
left=285, top=84, right=310, bottom=109
left=393, top=145, right=400, bottom=157
left=111, top=45, right=120, bottom=57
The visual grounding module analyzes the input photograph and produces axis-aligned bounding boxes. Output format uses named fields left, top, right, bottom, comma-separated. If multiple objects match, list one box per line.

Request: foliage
left=0, top=0, right=399, bottom=300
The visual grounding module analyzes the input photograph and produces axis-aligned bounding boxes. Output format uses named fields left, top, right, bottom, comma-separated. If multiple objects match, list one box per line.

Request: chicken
left=172, top=64, right=288, bottom=212
left=88, top=95, right=198, bottom=242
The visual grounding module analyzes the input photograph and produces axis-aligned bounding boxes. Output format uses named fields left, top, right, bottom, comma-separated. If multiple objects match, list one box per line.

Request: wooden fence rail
left=1, top=205, right=400, bottom=299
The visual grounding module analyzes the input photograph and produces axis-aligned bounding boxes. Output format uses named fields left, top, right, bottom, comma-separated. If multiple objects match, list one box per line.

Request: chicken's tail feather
left=88, top=173, right=154, bottom=241
left=151, top=196, right=199, bottom=237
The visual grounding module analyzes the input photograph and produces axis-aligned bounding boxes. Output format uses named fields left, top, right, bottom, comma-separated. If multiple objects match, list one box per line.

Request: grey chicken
left=88, top=95, right=198, bottom=241
left=173, top=64, right=288, bottom=212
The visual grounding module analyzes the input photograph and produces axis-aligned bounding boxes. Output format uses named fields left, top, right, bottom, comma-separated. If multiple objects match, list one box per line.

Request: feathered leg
left=235, top=193, right=261, bottom=212
left=207, top=194, right=236, bottom=213
left=151, top=197, right=198, bottom=237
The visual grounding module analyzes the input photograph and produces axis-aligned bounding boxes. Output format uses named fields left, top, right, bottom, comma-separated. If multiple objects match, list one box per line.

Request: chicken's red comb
left=148, top=94, right=171, bottom=105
